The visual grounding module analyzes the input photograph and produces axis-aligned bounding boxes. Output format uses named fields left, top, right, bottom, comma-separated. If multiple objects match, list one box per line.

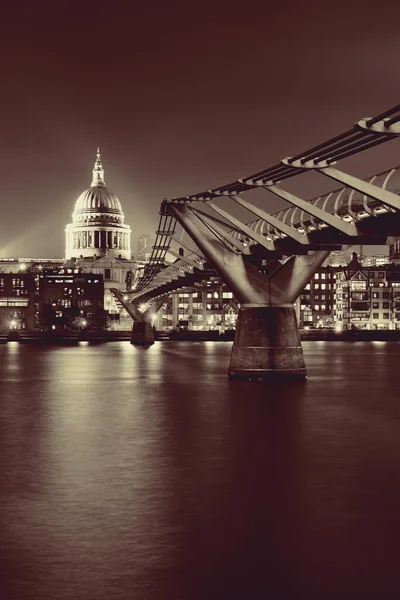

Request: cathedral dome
left=72, top=148, right=124, bottom=224
left=65, top=149, right=131, bottom=261
left=74, top=187, right=123, bottom=214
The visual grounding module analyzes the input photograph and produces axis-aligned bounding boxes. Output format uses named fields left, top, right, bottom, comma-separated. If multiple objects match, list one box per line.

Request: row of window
left=0, top=278, right=26, bottom=287
left=49, top=299, right=94, bottom=308
left=338, top=313, right=391, bottom=320
left=0, top=298, right=29, bottom=306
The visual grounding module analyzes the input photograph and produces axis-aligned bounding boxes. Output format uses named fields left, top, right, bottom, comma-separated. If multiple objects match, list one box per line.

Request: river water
left=1, top=341, right=400, bottom=599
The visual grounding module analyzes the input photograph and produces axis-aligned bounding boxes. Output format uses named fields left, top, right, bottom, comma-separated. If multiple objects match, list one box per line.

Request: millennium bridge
left=112, top=103, right=400, bottom=380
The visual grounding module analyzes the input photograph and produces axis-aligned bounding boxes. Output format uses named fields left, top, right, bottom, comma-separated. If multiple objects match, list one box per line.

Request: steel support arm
left=171, top=203, right=332, bottom=305
left=110, top=288, right=144, bottom=321
left=265, top=184, right=359, bottom=236
left=168, top=234, right=206, bottom=262
left=269, top=251, right=331, bottom=303
left=316, top=166, right=400, bottom=211
left=142, top=294, right=170, bottom=321
left=170, top=203, right=272, bottom=304
left=190, top=207, right=250, bottom=254
left=163, top=260, right=194, bottom=274
left=203, top=200, right=276, bottom=251
left=110, top=288, right=169, bottom=322
left=167, top=249, right=204, bottom=270
left=228, top=193, right=309, bottom=245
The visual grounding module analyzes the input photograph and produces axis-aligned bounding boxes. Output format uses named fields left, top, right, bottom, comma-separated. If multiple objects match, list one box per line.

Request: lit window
left=351, top=281, right=367, bottom=290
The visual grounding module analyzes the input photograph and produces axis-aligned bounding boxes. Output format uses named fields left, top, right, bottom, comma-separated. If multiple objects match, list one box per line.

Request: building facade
left=297, top=266, right=336, bottom=329
left=334, top=252, right=400, bottom=330
left=0, top=273, right=35, bottom=331
left=153, top=281, right=238, bottom=332
left=39, top=270, right=104, bottom=331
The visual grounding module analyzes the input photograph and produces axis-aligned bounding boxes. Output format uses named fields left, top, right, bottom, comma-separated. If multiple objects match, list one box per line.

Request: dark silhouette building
left=39, top=271, right=105, bottom=330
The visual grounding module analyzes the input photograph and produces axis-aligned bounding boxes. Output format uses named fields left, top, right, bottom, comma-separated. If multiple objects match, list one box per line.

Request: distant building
left=324, top=250, right=352, bottom=267
left=154, top=281, right=238, bottom=332
left=39, top=271, right=104, bottom=331
left=335, top=252, right=400, bottom=330
left=360, top=254, right=389, bottom=267
left=297, top=266, right=336, bottom=329
left=0, top=273, right=35, bottom=331
left=389, top=240, right=400, bottom=264
left=137, top=234, right=154, bottom=262
left=0, top=258, right=64, bottom=274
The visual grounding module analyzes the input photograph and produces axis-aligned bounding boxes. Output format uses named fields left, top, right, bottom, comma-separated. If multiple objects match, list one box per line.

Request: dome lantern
left=91, top=147, right=106, bottom=187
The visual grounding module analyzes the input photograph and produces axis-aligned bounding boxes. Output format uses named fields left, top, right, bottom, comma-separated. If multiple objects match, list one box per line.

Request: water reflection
left=1, top=341, right=400, bottom=599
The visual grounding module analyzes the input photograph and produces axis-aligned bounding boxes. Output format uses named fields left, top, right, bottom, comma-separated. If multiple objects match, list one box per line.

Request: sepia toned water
left=1, top=340, right=400, bottom=600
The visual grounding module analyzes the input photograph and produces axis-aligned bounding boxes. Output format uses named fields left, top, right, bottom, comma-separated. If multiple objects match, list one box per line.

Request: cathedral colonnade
left=67, top=229, right=130, bottom=252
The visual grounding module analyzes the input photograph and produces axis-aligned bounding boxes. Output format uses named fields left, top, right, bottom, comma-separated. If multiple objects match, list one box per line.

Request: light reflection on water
left=1, top=341, right=400, bottom=599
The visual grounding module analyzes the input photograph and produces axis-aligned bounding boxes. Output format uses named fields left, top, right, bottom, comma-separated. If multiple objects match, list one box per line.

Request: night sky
left=1, top=0, right=400, bottom=258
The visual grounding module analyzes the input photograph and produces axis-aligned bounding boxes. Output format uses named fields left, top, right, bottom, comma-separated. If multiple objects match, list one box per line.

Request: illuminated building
left=0, top=273, right=35, bottom=331
left=297, top=266, right=336, bottom=329
left=334, top=252, right=400, bottom=330
left=65, top=149, right=136, bottom=318
left=154, top=282, right=238, bottom=331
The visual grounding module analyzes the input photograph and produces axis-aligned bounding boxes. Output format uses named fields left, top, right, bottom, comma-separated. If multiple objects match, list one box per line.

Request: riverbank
left=1, top=329, right=400, bottom=343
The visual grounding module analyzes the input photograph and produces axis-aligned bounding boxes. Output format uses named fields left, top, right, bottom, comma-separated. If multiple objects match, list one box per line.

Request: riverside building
left=39, top=271, right=104, bottom=331
left=153, top=281, right=238, bottom=332
left=0, top=273, right=35, bottom=331
left=334, top=252, right=400, bottom=330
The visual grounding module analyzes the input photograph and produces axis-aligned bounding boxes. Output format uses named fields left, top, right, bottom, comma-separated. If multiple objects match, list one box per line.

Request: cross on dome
left=91, top=147, right=105, bottom=187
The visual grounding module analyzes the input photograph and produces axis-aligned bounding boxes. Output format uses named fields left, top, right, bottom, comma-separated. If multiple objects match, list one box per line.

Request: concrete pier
left=130, top=321, right=155, bottom=346
left=228, top=305, right=306, bottom=380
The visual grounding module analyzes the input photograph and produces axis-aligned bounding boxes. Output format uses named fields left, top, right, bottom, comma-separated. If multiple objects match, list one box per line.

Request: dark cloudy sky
left=1, top=0, right=400, bottom=258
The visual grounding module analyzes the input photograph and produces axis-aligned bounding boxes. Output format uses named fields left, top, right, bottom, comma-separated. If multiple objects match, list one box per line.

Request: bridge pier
left=170, top=203, right=329, bottom=380
left=131, top=321, right=156, bottom=346
left=110, top=289, right=168, bottom=347
left=229, top=305, right=305, bottom=379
